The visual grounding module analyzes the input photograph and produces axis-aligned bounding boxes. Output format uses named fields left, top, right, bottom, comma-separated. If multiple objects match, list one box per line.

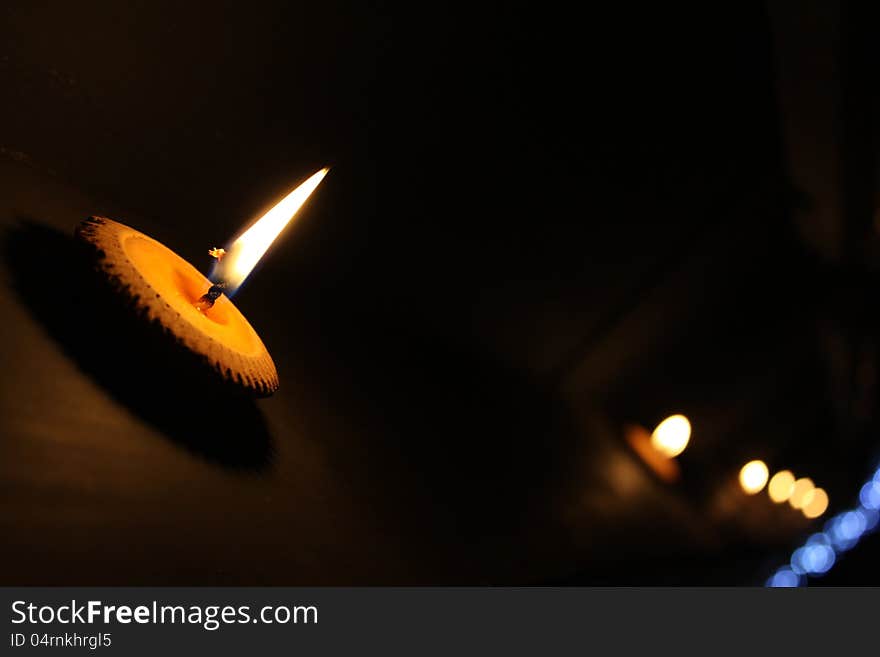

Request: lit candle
left=624, top=414, right=691, bottom=483
left=75, top=167, right=328, bottom=396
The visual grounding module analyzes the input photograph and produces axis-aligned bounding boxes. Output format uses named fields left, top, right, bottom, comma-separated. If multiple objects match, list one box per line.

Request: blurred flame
left=214, top=167, right=329, bottom=292
left=739, top=460, right=769, bottom=495
left=650, top=414, right=691, bottom=458
left=768, top=470, right=796, bottom=503
left=789, top=478, right=815, bottom=509
left=801, top=488, right=829, bottom=519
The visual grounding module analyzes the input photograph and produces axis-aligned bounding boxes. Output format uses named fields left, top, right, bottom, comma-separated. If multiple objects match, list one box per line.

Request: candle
left=74, top=168, right=328, bottom=396
left=624, top=424, right=680, bottom=482
left=623, top=414, right=692, bottom=483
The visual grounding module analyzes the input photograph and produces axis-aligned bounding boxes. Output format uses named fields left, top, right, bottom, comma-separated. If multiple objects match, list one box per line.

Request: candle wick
left=195, top=281, right=227, bottom=311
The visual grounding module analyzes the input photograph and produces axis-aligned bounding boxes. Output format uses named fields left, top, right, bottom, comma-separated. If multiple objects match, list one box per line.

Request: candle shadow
left=3, top=218, right=275, bottom=472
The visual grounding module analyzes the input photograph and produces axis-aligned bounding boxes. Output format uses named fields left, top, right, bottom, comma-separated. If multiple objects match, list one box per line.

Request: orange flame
left=213, top=167, right=329, bottom=292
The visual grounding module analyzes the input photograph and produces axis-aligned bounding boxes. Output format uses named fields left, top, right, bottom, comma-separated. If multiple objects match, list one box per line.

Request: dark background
left=0, top=1, right=877, bottom=584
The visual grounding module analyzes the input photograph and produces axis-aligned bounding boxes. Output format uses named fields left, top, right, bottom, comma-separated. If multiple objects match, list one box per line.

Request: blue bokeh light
left=860, top=507, right=879, bottom=532
left=826, top=511, right=865, bottom=552
left=860, top=480, right=880, bottom=510
left=790, top=547, right=807, bottom=575
left=826, top=516, right=859, bottom=552
left=767, top=465, right=880, bottom=587
left=766, top=568, right=800, bottom=588
left=801, top=544, right=835, bottom=574
left=838, top=511, right=866, bottom=540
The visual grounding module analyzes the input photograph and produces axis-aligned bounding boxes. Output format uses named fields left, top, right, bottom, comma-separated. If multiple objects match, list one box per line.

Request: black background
left=0, top=1, right=878, bottom=584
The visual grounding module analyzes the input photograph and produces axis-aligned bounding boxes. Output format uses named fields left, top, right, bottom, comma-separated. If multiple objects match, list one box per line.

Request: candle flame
left=213, top=167, right=329, bottom=293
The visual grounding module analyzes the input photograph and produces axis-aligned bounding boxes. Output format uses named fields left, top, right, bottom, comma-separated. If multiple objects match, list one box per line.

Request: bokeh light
left=766, top=568, right=800, bottom=587
left=862, top=508, right=879, bottom=532
left=801, top=488, right=828, bottom=519
left=826, top=514, right=859, bottom=552
left=788, top=478, right=815, bottom=510
left=837, top=511, right=866, bottom=541
left=790, top=535, right=835, bottom=575
left=768, top=470, right=796, bottom=503
left=650, top=414, right=691, bottom=458
left=768, top=462, right=880, bottom=587
left=790, top=547, right=807, bottom=575
left=739, top=460, right=769, bottom=495
left=860, top=480, right=880, bottom=510
left=802, top=544, right=835, bottom=575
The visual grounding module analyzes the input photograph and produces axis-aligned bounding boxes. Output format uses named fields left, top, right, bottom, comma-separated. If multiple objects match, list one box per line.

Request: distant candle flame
left=212, top=167, right=329, bottom=293
left=208, top=247, right=226, bottom=261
